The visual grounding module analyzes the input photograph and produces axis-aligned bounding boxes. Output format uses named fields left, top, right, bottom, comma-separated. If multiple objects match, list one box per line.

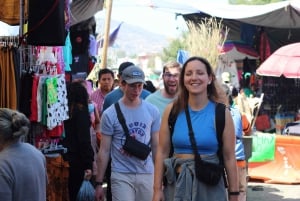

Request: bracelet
left=229, top=191, right=240, bottom=196
left=95, top=181, right=103, bottom=187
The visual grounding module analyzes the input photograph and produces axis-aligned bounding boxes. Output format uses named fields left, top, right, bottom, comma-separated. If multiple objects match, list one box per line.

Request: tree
left=161, top=34, right=186, bottom=62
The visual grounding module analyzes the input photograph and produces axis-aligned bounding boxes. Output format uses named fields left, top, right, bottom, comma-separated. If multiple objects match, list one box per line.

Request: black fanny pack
left=123, top=136, right=151, bottom=160
left=195, top=158, right=224, bottom=185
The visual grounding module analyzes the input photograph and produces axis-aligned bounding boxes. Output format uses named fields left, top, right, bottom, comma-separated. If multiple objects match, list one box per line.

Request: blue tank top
left=172, top=101, right=218, bottom=155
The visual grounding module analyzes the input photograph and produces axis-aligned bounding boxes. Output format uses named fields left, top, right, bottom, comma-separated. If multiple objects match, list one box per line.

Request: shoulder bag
left=115, top=102, right=151, bottom=160
left=185, top=106, right=225, bottom=186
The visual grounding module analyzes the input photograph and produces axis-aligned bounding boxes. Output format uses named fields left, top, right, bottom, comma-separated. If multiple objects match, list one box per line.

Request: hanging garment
left=19, top=72, right=34, bottom=117
left=0, top=46, right=17, bottom=109
left=27, top=0, right=66, bottom=46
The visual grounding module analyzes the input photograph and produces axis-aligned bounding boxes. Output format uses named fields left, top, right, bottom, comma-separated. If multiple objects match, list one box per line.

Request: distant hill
left=96, top=19, right=170, bottom=56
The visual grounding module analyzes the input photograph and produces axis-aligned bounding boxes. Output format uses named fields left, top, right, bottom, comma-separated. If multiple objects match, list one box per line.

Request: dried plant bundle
left=186, top=17, right=228, bottom=71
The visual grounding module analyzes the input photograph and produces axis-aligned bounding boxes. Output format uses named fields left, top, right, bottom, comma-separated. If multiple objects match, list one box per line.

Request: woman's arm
left=222, top=108, right=239, bottom=200
left=152, top=103, right=173, bottom=201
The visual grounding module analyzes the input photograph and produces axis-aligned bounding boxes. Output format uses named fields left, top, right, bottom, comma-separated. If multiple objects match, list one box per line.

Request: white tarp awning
left=185, top=0, right=300, bottom=28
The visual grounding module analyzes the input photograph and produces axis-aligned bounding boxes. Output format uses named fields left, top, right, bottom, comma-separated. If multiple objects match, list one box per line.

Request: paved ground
left=247, top=181, right=300, bottom=201
left=102, top=181, right=300, bottom=200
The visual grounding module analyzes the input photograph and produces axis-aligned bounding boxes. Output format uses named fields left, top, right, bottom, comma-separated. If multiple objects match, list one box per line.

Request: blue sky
left=97, top=0, right=197, bottom=37
left=96, top=0, right=230, bottom=37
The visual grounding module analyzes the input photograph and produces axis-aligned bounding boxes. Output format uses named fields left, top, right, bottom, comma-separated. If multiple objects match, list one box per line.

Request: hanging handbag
left=115, top=102, right=151, bottom=160
left=185, top=107, right=224, bottom=186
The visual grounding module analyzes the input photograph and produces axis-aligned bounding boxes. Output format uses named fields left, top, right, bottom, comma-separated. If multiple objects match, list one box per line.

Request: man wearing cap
left=102, top=62, right=151, bottom=112
left=100, top=62, right=151, bottom=201
left=95, top=65, right=161, bottom=201
left=145, top=61, right=181, bottom=116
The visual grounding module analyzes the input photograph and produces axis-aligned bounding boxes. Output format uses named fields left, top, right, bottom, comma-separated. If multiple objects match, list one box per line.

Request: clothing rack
left=0, top=35, right=20, bottom=48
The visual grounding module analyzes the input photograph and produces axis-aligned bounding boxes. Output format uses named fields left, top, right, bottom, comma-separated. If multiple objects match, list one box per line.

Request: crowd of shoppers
left=1, top=57, right=250, bottom=201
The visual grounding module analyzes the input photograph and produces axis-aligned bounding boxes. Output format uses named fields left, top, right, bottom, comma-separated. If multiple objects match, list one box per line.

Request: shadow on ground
left=247, top=181, right=300, bottom=201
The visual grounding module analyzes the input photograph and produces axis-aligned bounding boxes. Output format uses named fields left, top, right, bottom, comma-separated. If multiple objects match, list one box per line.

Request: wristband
left=95, top=181, right=103, bottom=187
left=229, top=191, right=240, bottom=196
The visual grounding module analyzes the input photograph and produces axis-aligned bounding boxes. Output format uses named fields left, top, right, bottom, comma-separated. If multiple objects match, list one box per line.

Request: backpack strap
left=215, top=102, right=227, bottom=187
left=168, top=105, right=177, bottom=157
left=114, top=102, right=130, bottom=137
left=215, top=102, right=226, bottom=165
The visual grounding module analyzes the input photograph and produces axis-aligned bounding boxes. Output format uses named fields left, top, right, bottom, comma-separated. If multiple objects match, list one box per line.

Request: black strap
left=184, top=107, right=202, bottom=162
left=169, top=103, right=226, bottom=160
left=114, top=102, right=151, bottom=146
left=168, top=106, right=177, bottom=157
left=114, top=102, right=130, bottom=137
left=185, top=104, right=226, bottom=163
left=215, top=103, right=226, bottom=165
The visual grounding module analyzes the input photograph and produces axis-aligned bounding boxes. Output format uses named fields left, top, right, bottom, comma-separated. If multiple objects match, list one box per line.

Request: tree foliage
left=161, top=35, right=186, bottom=62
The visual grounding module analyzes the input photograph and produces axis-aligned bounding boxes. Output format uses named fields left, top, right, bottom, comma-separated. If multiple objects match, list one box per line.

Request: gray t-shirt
left=0, top=142, right=47, bottom=201
left=101, top=99, right=161, bottom=174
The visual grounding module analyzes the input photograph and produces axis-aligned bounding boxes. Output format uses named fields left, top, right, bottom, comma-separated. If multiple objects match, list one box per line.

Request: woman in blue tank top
left=153, top=56, right=239, bottom=201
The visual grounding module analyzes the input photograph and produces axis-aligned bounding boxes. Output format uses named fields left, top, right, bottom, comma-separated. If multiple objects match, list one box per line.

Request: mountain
left=96, top=19, right=170, bottom=56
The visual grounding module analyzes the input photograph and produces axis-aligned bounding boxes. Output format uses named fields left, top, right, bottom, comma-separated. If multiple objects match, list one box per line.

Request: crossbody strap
left=114, top=102, right=130, bottom=137
left=114, top=102, right=151, bottom=146
left=184, top=107, right=203, bottom=163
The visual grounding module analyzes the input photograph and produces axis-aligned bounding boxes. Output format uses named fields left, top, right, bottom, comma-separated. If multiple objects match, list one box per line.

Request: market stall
left=248, top=132, right=300, bottom=184
left=0, top=1, right=104, bottom=201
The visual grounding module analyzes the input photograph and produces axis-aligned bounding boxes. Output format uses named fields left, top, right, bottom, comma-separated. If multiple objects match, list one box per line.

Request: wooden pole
left=100, top=0, right=113, bottom=69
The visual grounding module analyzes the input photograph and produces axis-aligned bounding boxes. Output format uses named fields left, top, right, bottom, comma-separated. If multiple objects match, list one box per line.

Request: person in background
left=100, top=61, right=151, bottom=201
left=152, top=56, right=239, bottom=201
left=146, top=61, right=181, bottom=116
left=222, top=84, right=248, bottom=201
left=113, top=78, right=119, bottom=88
left=0, top=108, right=47, bottom=201
left=90, top=68, right=114, bottom=156
left=63, top=82, right=94, bottom=201
left=144, top=80, right=157, bottom=93
left=95, top=65, right=161, bottom=201
left=75, top=79, right=101, bottom=184
left=90, top=68, right=115, bottom=117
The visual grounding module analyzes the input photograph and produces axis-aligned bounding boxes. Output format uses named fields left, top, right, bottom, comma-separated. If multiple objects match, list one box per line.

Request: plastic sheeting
left=248, top=134, right=300, bottom=184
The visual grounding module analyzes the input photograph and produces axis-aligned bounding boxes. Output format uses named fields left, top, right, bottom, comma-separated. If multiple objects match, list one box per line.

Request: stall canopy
left=179, top=0, right=300, bottom=53
left=0, top=0, right=104, bottom=26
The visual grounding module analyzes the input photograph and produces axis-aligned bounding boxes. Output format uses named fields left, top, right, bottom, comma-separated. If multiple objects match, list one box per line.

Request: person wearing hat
left=99, top=62, right=151, bottom=201
left=95, top=65, right=161, bottom=201
left=0, top=108, right=47, bottom=201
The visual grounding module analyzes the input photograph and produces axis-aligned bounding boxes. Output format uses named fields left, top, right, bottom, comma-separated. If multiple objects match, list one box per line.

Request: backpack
left=168, top=102, right=226, bottom=163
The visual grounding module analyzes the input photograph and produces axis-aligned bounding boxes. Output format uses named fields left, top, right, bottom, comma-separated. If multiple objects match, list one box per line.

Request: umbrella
left=256, top=42, right=300, bottom=78
left=218, top=40, right=259, bottom=60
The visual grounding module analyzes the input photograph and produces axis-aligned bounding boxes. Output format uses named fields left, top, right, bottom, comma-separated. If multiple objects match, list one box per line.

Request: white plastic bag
left=76, top=180, right=95, bottom=201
